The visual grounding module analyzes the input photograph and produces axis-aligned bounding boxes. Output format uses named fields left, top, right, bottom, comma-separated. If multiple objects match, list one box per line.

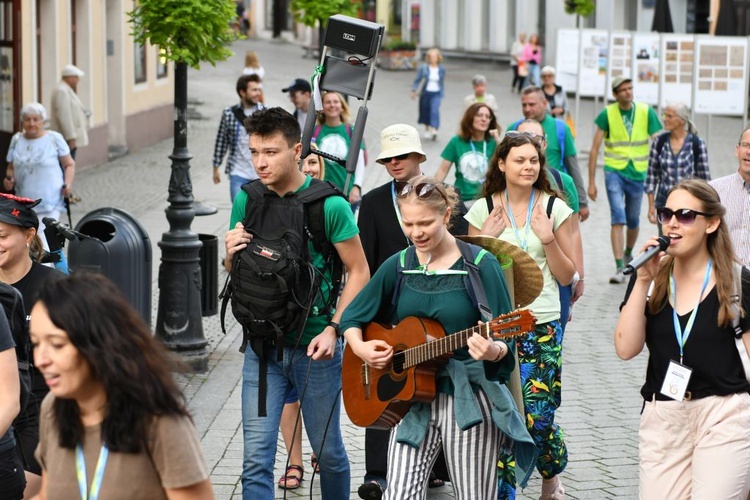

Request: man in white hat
left=50, top=64, right=89, bottom=159
left=355, top=124, right=467, bottom=499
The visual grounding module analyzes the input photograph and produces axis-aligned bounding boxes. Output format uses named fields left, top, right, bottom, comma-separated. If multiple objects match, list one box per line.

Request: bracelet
left=327, top=321, right=342, bottom=337
left=541, top=237, right=555, bottom=245
left=492, top=342, right=506, bottom=362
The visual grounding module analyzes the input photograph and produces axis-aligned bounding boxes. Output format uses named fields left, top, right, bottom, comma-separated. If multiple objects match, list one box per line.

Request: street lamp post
left=155, top=61, right=208, bottom=372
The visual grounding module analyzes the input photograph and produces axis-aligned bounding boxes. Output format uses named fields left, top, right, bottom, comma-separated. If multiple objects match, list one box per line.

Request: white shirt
left=711, top=172, right=750, bottom=266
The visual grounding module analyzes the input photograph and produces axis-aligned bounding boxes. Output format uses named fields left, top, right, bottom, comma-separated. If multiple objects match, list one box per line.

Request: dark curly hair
left=36, top=273, right=190, bottom=453
left=244, top=106, right=301, bottom=147
left=482, top=134, right=553, bottom=197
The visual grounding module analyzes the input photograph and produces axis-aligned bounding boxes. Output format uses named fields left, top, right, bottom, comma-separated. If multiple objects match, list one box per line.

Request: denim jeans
left=604, top=169, right=644, bottom=228
left=229, top=174, right=251, bottom=202
left=241, top=341, right=350, bottom=500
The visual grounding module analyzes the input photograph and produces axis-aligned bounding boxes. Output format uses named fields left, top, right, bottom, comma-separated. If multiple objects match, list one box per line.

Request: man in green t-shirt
left=224, top=107, right=369, bottom=499
left=587, top=77, right=662, bottom=284
left=508, top=86, right=589, bottom=221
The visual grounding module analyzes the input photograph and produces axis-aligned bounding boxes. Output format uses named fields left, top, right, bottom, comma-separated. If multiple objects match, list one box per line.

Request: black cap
left=0, top=193, right=40, bottom=230
left=281, top=78, right=312, bottom=93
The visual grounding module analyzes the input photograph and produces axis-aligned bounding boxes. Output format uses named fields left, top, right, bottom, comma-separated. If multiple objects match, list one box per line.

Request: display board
left=606, top=32, right=632, bottom=101
left=659, top=34, right=695, bottom=108
left=577, top=29, right=609, bottom=97
left=693, top=36, right=748, bottom=115
left=631, top=33, right=660, bottom=105
left=555, top=29, right=580, bottom=93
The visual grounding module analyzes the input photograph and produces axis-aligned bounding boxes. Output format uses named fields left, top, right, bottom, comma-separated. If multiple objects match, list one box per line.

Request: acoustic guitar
left=341, top=309, right=536, bottom=429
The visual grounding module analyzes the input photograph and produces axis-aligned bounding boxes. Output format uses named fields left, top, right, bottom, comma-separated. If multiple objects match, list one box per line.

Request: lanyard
left=402, top=252, right=467, bottom=276
left=469, top=140, right=488, bottom=160
left=505, top=189, right=535, bottom=251
left=670, top=259, right=712, bottom=364
left=76, top=444, right=109, bottom=500
left=390, top=181, right=411, bottom=246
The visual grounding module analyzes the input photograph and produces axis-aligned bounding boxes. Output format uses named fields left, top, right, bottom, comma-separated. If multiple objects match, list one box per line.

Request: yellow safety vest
left=604, top=102, right=650, bottom=172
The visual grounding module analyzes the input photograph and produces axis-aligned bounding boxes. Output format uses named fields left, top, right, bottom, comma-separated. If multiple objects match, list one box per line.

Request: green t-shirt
left=440, top=135, right=497, bottom=201
left=230, top=177, right=359, bottom=345
left=549, top=169, right=579, bottom=213
left=594, top=104, right=662, bottom=181
left=340, top=249, right=515, bottom=389
left=315, top=123, right=364, bottom=196
left=507, top=114, right=576, bottom=172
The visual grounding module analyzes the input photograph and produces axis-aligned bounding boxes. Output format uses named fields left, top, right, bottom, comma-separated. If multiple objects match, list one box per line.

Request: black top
left=12, top=262, right=66, bottom=394
left=0, top=310, right=14, bottom=452
left=623, top=267, right=750, bottom=401
left=357, top=180, right=469, bottom=276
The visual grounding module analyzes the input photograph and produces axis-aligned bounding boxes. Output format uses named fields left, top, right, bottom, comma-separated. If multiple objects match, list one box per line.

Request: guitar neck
left=401, top=322, right=492, bottom=369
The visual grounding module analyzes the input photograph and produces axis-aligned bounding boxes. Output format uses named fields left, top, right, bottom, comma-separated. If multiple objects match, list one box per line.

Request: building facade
left=1, top=0, right=173, bottom=173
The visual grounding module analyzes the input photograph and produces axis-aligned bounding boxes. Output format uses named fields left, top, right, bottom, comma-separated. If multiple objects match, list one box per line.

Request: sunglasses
left=394, top=181, right=448, bottom=202
left=505, top=130, right=545, bottom=143
left=656, top=207, right=711, bottom=225
left=379, top=153, right=410, bottom=164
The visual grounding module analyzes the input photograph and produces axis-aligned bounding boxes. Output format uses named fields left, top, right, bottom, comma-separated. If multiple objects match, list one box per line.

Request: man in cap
left=507, top=86, right=589, bottom=222
left=356, top=124, right=467, bottom=499
left=49, top=64, right=89, bottom=159
left=587, top=76, right=661, bottom=283
left=212, top=74, right=265, bottom=202
left=282, top=78, right=312, bottom=132
left=463, top=74, right=498, bottom=113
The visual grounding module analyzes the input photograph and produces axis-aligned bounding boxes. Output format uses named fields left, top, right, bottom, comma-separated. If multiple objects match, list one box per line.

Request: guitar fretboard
left=393, top=314, right=527, bottom=371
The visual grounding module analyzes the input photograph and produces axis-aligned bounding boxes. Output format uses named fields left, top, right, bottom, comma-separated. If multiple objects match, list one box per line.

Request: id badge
left=659, top=360, right=693, bottom=401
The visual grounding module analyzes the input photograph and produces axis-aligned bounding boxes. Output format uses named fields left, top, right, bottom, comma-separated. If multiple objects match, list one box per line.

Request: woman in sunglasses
left=340, top=176, right=535, bottom=499
left=465, top=132, right=576, bottom=500
left=615, top=179, right=750, bottom=498
left=435, top=103, right=501, bottom=203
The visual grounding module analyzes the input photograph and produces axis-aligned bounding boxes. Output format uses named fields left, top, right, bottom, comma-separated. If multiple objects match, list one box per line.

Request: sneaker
left=539, top=479, right=565, bottom=500
left=423, top=131, right=432, bottom=139
left=609, top=268, right=625, bottom=284
left=358, top=480, right=384, bottom=500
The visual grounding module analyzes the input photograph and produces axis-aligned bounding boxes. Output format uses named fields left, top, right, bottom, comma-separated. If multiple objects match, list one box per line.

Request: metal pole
left=155, top=61, right=208, bottom=372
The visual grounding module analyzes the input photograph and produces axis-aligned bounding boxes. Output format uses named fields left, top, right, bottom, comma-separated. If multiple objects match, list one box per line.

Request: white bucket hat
left=376, top=124, right=426, bottom=164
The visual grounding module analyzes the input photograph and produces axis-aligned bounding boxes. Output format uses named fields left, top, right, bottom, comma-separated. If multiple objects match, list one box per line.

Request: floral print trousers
left=497, top=320, right=568, bottom=500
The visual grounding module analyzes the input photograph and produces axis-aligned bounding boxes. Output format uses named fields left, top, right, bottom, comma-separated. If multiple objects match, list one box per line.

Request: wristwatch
left=327, top=321, right=342, bottom=337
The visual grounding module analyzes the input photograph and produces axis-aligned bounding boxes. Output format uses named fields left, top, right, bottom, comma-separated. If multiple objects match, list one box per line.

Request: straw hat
left=376, top=124, right=426, bottom=164
left=458, top=235, right=543, bottom=308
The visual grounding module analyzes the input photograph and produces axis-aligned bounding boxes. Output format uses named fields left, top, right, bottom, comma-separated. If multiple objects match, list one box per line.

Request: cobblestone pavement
left=71, top=37, right=741, bottom=499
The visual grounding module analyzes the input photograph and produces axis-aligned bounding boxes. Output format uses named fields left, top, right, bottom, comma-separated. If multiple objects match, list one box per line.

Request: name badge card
left=659, top=360, right=693, bottom=401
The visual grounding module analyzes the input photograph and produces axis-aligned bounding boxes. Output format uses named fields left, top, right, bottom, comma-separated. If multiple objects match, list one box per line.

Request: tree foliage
left=564, top=0, right=595, bottom=17
left=129, top=0, right=238, bottom=68
left=290, top=0, right=362, bottom=28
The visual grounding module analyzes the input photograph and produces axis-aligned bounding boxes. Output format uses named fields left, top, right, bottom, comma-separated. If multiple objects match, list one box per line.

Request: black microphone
left=42, top=217, right=78, bottom=241
left=622, top=236, right=670, bottom=275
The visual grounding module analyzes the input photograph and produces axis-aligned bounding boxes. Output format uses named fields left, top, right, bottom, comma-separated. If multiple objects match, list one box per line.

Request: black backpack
left=219, top=178, right=344, bottom=415
left=0, top=283, right=31, bottom=415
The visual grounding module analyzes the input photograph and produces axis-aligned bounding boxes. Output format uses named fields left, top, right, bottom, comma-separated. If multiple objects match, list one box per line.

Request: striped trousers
left=384, top=391, right=503, bottom=500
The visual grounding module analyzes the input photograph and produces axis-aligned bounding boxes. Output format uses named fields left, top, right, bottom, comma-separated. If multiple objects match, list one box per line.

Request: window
left=156, top=47, right=167, bottom=79
left=134, top=42, right=146, bottom=83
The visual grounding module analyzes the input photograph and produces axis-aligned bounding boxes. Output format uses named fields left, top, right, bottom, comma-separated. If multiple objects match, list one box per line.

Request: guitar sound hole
left=392, top=351, right=405, bottom=374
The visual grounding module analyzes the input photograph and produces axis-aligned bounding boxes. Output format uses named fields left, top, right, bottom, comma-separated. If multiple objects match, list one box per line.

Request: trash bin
left=198, top=234, right=218, bottom=317
left=68, top=208, right=152, bottom=325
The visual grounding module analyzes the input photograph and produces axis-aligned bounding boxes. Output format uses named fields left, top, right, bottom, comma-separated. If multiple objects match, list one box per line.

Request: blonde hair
left=301, top=143, right=325, bottom=179
left=425, top=48, right=443, bottom=63
left=244, top=50, right=260, bottom=68
left=395, top=175, right=459, bottom=228
left=647, top=179, right=742, bottom=327
left=316, top=92, right=352, bottom=125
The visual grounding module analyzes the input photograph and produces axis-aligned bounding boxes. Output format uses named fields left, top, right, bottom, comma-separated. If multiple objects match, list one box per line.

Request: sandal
left=311, top=453, right=320, bottom=473
left=278, top=464, right=304, bottom=490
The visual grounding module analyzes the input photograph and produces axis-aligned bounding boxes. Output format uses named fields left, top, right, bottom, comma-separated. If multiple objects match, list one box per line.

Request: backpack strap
left=485, top=194, right=494, bottom=212
left=731, top=263, right=750, bottom=383
left=548, top=168, right=563, bottom=193
left=690, top=134, right=701, bottom=166
left=391, top=247, right=414, bottom=307
left=546, top=195, right=557, bottom=219
left=297, top=179, right=346, bottom=319
left=456, top=240, right=492, bottom=322
left=554, top=119, right=566, bottom=169
left=312, top=124, right=322, bottom=144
